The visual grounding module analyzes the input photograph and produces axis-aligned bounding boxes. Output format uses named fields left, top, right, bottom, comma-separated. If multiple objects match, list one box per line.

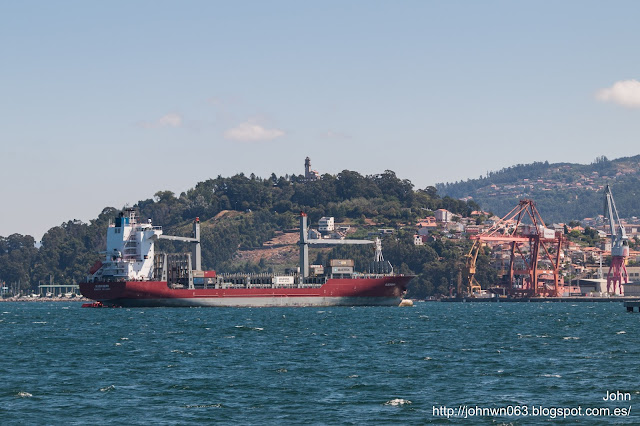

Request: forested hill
left=0, top=170, right=480, bottom=295
left=436, top=155, right=640, bottom=223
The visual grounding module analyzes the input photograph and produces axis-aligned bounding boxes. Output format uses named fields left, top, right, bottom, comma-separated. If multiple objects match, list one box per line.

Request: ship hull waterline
left=79, top=276, right=411, bottom=308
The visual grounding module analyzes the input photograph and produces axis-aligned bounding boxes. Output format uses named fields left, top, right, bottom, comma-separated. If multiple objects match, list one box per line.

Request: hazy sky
left=2, top=1, right=640, bottom=239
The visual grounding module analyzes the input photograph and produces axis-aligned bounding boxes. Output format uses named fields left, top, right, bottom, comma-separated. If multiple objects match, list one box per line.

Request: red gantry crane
left=466, top=199, right=563, bottom=297
left=604, top=185, right=629, bottom=295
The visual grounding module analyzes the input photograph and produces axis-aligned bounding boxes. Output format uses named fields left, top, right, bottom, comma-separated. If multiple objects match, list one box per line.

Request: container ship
left=79, top=209, right=412, bottom=307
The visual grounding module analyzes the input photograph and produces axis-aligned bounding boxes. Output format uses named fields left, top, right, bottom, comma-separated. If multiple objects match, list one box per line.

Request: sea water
left=1, top=302, right=639, bottom=424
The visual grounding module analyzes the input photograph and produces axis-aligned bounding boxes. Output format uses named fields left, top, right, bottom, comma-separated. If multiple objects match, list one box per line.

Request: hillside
left=0, top=169, right=481, bottom=299
left=436, top=155, right=640, bottom=223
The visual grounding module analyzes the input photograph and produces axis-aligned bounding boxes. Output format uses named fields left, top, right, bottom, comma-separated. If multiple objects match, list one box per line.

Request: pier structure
left=37, top=284, right=81, bottom=297
left=624, top=300, right=640, bottom=312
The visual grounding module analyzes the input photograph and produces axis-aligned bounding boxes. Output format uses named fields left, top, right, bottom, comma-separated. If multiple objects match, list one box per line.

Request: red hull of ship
left=79, top=276, right=412, bottom=307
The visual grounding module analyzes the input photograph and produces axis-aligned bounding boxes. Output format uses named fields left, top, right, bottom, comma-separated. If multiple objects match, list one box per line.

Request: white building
left=319, top=217, right=335, bottom=233
left=435, top=209, right=454, bottom=223
left=304, top=157, right=320, bottom=181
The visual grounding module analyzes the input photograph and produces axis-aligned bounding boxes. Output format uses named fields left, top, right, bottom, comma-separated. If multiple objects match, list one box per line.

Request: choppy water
left=1, top=301, right=640, bottom=424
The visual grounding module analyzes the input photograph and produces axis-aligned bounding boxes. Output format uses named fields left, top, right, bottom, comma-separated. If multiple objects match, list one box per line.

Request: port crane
left=604, top=185, right=629, bottom=294
left=465, top=199, right=563, bottom=297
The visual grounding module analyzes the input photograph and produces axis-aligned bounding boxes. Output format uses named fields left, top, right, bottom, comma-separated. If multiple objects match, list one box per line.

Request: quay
left=441, top=296, right=640, bottom=303
left=624, top=300, right=640, bottom=312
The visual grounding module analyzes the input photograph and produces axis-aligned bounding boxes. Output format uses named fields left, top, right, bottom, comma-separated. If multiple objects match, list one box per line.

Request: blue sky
left=2, top=1, right=640, bottom=239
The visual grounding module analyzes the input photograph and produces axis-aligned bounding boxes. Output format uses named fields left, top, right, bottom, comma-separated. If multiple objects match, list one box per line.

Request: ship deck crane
left=298, top=213, right=390, bottom=281
left=604, top=185, right=629, bottom=294
left=157, top=217, right=201, bottom=271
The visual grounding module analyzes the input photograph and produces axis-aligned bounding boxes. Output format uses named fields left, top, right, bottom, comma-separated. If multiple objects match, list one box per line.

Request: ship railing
left=297, top=283, right=324, bottom=289
left=218, top=272, right=291, bottom=278
left=134, top=225, right=163, bottom=232
left=272, top=283, right=297, bottom=288
left=218, top=283, right=249, bottom=289
left=101, top=266, right=128, bottom=274
left=352, top=273, right=391, bottom=279
left=100, top=265, right=129, bottom=277
left=301, top=277, right=327, bottom=285
left=247, top=283, right=273, bottom=289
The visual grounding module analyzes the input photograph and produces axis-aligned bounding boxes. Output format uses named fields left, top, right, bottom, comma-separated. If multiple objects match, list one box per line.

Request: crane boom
left=604, top=185, right=628, bottom=251
left=298, top=213, right=386, bottom=279
left=604, top=185, right=629, bottom=294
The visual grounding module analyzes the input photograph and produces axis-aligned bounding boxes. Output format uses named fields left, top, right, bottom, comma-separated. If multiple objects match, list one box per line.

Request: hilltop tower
left=304, top=157, right=320, bottom=181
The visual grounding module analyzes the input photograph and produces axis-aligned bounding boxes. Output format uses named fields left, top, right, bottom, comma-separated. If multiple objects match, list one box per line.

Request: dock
left=441, top=296, right=640, bottom=303
left=624, top=300, right=640, bottom=312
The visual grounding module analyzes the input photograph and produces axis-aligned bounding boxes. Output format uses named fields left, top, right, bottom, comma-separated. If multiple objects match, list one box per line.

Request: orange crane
left=466, top=199, right=563, bottom=297
left=604, top=185, right=629, bottom=294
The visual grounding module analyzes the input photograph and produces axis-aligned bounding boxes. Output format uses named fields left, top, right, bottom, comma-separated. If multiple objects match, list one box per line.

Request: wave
left=384, top=398, right=412, bottom=406
left=234, top=325, right=264, bottom=331
left=184, top=403, right=223, bottom=408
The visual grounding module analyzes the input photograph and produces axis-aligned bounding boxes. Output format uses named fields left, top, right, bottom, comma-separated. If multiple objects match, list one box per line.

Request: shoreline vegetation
left=4, top=157, right=640, bottom=300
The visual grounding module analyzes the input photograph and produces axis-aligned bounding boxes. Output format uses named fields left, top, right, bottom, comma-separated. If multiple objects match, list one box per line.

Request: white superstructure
left=94, top=209, right=163, bottom=281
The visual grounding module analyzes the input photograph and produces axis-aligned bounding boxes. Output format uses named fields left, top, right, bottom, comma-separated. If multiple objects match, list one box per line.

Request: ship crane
left=466, top=199, right=563, bottom=297
left=604, top=185, right=629, bottom=295
left=157, top=217, right=201, bottom=271
left=298, top=213, right=391, bottom=281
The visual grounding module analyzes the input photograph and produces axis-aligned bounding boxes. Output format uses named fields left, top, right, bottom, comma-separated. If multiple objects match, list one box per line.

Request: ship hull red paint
left=79, top=276, right=412, bottom=307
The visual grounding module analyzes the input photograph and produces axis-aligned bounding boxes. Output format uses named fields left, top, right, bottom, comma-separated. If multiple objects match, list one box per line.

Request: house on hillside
left=318, top=217, right=334, bottom=233
left=465, top=225, right=481, bottom=235
left=435, top=209, right=453, bottom=223
left=416, top=217, right=437, bottom=236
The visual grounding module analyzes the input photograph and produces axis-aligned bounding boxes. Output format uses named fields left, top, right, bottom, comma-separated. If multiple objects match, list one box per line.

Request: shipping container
left=329, top=259, right=354, bottom=267
left=309, top=265, right=324, bottom=275
left=331, top=266, right=353, bottom=274
left=273, top=276, right=295, bottom=285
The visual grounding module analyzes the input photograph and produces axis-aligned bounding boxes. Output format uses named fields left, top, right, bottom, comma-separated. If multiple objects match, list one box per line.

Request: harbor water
left=1, top=302, right=639, bottom=424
